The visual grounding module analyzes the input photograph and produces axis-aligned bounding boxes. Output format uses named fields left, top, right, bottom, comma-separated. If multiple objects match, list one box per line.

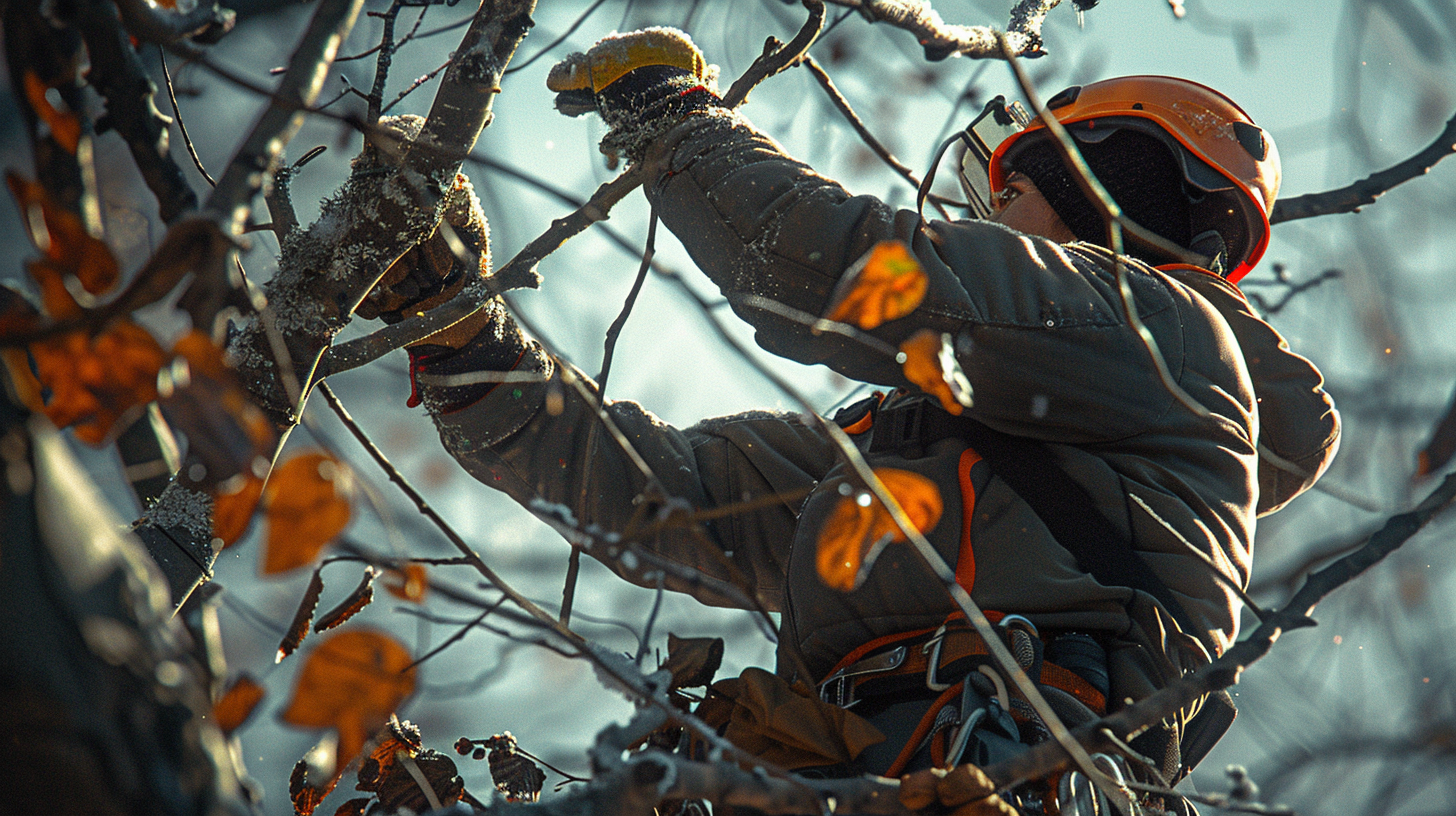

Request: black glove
left=547, top=27, right=722, bottom=162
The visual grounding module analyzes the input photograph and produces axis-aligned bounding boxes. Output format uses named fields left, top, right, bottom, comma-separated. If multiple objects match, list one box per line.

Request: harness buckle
left=818, top=645, right=909, bottom=707
left=871, top=396, right=927, bottom=458
left=922, top=623, right=953, bottom=692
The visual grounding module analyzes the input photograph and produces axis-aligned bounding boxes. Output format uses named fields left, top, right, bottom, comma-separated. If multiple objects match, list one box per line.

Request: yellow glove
left=899, top=765, right=1019, bottom=816
left=546, top=27, right=710, bottom=102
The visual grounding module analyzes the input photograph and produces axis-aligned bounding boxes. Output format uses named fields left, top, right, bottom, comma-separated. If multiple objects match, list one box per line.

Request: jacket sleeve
left=640, top=110, right=1254, bottom=447
left=418, top=342, right=838, bottom=611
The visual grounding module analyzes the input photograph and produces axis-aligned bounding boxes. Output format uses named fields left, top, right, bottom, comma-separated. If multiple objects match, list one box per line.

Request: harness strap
left=868, top=395, right=1200, bottom=634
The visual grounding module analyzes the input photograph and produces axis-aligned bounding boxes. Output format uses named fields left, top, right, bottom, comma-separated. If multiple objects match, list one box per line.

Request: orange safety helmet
left=988, top=76, right=1281, bottom=283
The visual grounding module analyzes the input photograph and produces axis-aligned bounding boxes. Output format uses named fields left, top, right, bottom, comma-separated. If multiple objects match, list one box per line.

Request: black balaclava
left=1007, top=129, right=1193, bottom=266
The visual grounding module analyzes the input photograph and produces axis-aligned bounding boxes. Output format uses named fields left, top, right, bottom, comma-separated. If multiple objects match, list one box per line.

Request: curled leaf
left=485, top=734, right=546, bottom=804
left=898, top=329, right=973, bottom=414
left=824, top=240, right=928, bottom=330
left=213, top=673, right=266, bottom=736
left=316, top=568, right=377, bottom=633
left=382, top=563, right=427, bottom=604
left=357, top=718, right=423, bottom=792
left=289, top=758, right=339, bottom=816
left=278, top=568, right=326, bottom=663
left=660, top=634, right=725, bottom=690
left=816, top=469, right=943, bottom=592
left=280, top=628, right=417, bottom=770
left=263, top=452, right=353, bottom=574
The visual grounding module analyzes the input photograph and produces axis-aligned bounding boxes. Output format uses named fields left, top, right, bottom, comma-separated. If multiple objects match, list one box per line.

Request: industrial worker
left=359, top=27, right=1340, bottom=812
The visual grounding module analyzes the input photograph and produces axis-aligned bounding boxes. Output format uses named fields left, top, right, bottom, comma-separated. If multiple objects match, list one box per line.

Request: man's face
left=989, top=172, right=1077, bottom=243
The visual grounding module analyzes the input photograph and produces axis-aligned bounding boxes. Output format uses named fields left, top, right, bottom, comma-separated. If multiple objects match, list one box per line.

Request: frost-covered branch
left=135, top=0, right=536, bottom=608
left=826, top=0, right=1067, bottom=60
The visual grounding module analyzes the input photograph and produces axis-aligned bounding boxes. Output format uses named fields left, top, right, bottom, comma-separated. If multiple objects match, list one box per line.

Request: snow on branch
left=825, top=0, right=1066, bottom=60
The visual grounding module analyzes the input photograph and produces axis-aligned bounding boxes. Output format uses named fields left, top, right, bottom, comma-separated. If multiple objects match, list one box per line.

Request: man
left=363, top=27, right=1339, bottom=809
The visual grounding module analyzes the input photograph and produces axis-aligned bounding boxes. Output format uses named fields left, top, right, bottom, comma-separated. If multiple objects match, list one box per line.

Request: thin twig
left=597, top=208, right=657, bottom=392
left=158, top=47, right=217, bottom=187
left=504, top=0, right=609, bottom=75
left=316, top=381, right=586, bottom=648
left=799, top=53, right=940, bottom=210
left=403, top=597, right=507, bottom=672
left=381, top=56, right=451, bottom=114
left=367, top=0, right=405, bottom=124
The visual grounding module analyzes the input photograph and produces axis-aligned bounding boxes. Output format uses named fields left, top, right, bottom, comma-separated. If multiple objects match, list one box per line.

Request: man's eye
left=993, top=186, right=1021, bottom=210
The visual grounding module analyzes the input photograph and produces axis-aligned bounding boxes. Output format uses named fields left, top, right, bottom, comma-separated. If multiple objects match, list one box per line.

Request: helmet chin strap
left=1187, top=229, right=1228, bottom=277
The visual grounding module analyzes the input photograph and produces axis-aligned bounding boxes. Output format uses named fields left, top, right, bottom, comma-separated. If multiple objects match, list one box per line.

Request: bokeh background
left=4, top=0, right=1455, bottom=813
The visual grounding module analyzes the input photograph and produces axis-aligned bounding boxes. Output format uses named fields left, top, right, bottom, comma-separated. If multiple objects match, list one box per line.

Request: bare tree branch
left=1270, top=110, right=1456, bottom=224
left=74, top=0, right=201, bottom=223
left=824, top=0, right=1065, bottom=61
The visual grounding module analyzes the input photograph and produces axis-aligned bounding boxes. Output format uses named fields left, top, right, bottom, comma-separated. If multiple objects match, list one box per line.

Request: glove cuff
left=405, top=299, right=526, bottom=412
left=598, top=66, right=722, bottom=163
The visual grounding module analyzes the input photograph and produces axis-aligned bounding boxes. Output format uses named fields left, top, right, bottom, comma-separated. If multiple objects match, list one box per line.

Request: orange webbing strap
left=883, top=682, right=964, bottom=779
left=821, top=625, right=940, bottom=683
left=955, top=447, right=983, bottom=591
left=1039, top=661, right=1106, bottom=715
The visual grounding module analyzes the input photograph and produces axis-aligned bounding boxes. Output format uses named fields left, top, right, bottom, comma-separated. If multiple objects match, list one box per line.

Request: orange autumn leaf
left=212, top=474, right=264, bottom=549
left=280, top=629, right=417, bottom=771
left=22, top=71, right=81, bottom=154
left=824, top=240, right=928, bottom=330
left=28, top=319, right=167, bottom=445
left=383, top=563, right=427, bottom=604
left=263, top=452, right=353, bottom=574
left=8, top=172, right=120, bottom=298
left=213, top=674, right=266, bottom=736
left=898, top=329, right=973, bottom=415
left=816, top=469, right=943, bottom=592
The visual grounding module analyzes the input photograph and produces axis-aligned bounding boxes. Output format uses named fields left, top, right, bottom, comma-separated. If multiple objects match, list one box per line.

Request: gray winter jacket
left=417, top=108, right=1339, bottom=729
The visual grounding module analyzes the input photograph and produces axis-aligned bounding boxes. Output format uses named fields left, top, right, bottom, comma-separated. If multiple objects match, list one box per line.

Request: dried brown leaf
left=290, top=759, right=339, bottom=816
left=277, top=567, right=326, bottom=663
left=22, top=71, right=80, bottom=154
left=166, top=330, right=276, bottom=490
left=382, top=563, right=427, bottom=604
left=899, top=329, right=972, bottom=415
left=7, top=171, right=119, bottom=297
left=316, top=568, right=377, bottom=633
left=212, top=473, right=265, bottom=549
left=660, top=634, right=725, bottom=690
left=28, top=319, right=167, bottom=445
